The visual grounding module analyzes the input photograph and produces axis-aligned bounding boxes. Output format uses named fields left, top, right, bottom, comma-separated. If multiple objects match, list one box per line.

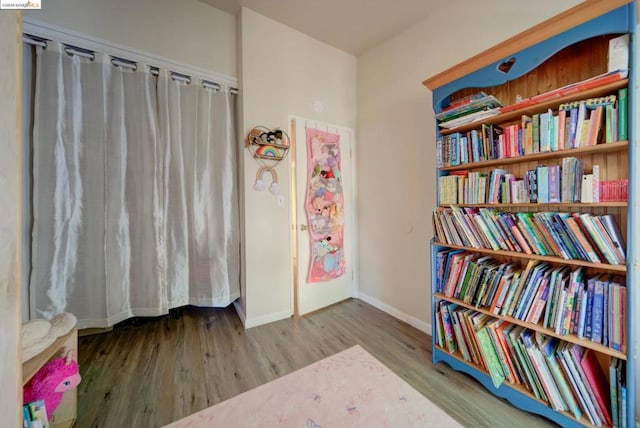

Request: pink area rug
left=165, top=345, right=461, bottom=427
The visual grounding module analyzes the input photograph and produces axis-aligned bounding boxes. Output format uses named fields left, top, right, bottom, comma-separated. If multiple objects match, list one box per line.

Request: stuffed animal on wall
left=23, top=356, right=81, bottom=416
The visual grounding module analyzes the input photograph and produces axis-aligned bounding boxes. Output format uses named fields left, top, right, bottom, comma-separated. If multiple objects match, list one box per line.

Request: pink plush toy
left=23, top=356, right=81, bottom=416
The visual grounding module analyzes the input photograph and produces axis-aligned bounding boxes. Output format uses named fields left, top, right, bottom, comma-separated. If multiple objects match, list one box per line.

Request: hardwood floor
left=76, top=298, right=555, bottom=427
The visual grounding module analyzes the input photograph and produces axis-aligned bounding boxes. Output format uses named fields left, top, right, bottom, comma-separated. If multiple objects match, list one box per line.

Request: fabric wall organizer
left=304, top=127, right=345, bottom=283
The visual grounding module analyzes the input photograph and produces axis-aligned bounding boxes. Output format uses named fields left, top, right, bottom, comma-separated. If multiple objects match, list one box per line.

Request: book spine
left=557, top=110, right=566, bottom=150
left=486, top=323, right=515, bottom=383
left=476, top=327, right=507, bottom=388
left=560, top=345, right=601, bottom=425
left=526, top=275, right=551, bottom=324
left=618, top=87, right=628, bottom=141
left=591, top=278, right=605, bottom=344
left=568, top=107, right=578, bottom=148
left=584, top=277, right=595, bottom=340
left=580, top=349, right=613, bottom=426
left=543, top=345, right=581, bottom=419
left=532, top=114, right=540, bottom=153
left=440, top=301, right=457, bottom=353
left=527, top=169, right=538, bottom=203
left=451, top=308, right=471, bottom=361
left=592, top=216, right=623, bottom=264
left=548, top=165, right=560, bottom=203
left=576, top=284, right=588, bottom=338
left=610, top=360, right=619, bottom=428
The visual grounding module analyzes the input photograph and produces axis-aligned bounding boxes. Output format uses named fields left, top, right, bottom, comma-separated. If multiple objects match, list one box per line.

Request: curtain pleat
left=190, top=86, right=239, bottom=305
left=30, top=43, right=240, bottom=328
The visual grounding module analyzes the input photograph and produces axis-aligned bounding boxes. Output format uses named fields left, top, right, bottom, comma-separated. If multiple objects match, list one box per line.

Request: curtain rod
left=64, top=46, right=94, bottom=60
left=111, top=57, right=136, bottom=71
left=22, top=35, right=46, bottom=48
left=21, top=33, right=238, bottom=93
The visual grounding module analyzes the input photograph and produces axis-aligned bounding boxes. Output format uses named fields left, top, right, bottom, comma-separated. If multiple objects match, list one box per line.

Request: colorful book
left=476, top=327, right=507, bottom=388
left=580, top=349, right=613, bottom=426
left=618, top=87, right=628, bottom=141
left=558, top=343, right=601, bottom=425
left=540, top=338, right=581, bottom=419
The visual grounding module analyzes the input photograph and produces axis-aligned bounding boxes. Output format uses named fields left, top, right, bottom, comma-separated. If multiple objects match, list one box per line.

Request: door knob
left=300, top=224, right=308, bottom=231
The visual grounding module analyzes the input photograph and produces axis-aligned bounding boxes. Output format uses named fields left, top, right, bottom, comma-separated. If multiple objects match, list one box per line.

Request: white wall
left=356, top=0, right=585, bottom=330
left=0, top=10, right=22, bottom=425
left=238, top=8, right=356, bottom=326
left=24, top=0, right=236, bottom=79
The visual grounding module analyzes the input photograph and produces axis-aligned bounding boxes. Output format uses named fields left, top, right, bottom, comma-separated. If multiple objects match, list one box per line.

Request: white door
left=290, top=116, right=355, bottom=316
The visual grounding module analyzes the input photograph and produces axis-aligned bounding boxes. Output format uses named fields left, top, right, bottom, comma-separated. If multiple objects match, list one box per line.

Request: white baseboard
left=233, top=303, right=293, bottom=329
left=356, top=292, right=431, bottom=334
left=232, top=300, right=246, bottom=326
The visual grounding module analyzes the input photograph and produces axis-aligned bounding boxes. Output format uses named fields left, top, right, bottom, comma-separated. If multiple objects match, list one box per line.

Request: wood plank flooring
left=76, top=298, right=556, bottom=427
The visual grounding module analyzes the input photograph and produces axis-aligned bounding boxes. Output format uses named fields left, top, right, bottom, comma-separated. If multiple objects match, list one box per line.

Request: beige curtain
left=30, top=42, right=239, bottom=328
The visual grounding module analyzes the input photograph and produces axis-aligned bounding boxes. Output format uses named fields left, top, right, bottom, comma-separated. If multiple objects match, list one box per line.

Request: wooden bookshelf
left=433, top=242, right=627, bottom=273
left=439, top=141, right=628, bottom=172
left=427, top=3, right=635, bottom=427
left=434, top=293, right=626, bottom=360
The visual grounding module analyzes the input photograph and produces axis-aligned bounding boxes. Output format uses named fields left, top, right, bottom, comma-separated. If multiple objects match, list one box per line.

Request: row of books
left=23, top=400, right=49, bottom=428
left=435, top=88, right=628, bottom=168
left=600, top=179, right=629, bottom=202
left=499, top=69, right=628, bottom=113
left=435, top=252, right=626, bottom=352
left=433, top=206, right=626, bottom=265
left=437, top=158, right=608, bottom=205
left=435, top=92, right=503, bottom=126
left=435, top=300, right=626, bottom=427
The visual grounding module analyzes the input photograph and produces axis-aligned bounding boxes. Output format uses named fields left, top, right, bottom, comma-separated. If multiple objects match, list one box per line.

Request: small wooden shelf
left=439, top=202, right=627, bottom=209
left=253, top=154, right=285, bottom=161
left=250, top=141, right=290, bottom=150
left=434, top=293, right=626, bottom=360
left=439, top=80, right=628, bottom=136
left=431, top=242, right=627, bottom=273
left=22, top=329, right=78, bottom=428
left=23, top=329, right=76, bottom=384
left=246, top=126, right=290, bottom=162
left=439, top=141, right=628, bottom=172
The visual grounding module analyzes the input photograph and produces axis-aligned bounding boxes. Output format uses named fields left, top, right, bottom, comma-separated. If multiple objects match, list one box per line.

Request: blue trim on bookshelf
left=433, top=4, right=633, bottom=114
left=624, top=8, right=638, bottom=428
left=433, top=347, right=585, bottom=428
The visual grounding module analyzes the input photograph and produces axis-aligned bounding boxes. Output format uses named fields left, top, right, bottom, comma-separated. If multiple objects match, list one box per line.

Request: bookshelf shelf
left=426, top=2, right=635, bottom=427
left=434, top=293, right=626, bottom=360
left=440, top=202, right=627, bottom=209
left=439, top=80, right=629, bottom=136
left=439, top=141, right=628, bottom=172
left=434, top=346, right=594, bottom=428
left=433, top=242, right=627, bottom=273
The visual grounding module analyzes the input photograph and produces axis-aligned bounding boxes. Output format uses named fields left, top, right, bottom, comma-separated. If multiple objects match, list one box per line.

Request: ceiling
left=199, top=0, right=448, bottom=56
